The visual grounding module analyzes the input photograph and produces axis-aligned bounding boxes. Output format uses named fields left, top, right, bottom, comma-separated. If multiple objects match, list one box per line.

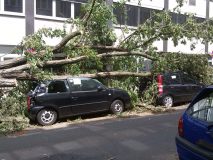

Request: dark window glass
left=126, top=5, right=138, bottom=26
left=48, top=81, right=68, bottom=93
left=36, top=0, right=52, bottom=16
left=178, top=14, right=186, bottom=24
left=113, top=3, right=125, bottom=25
left=56, top=0, right=71, bottom=18
left=69, top=78, right=100, bottom=92
left=171, top=13, right=186, bottom=24
left=196, top=17, right=205, bottom=23
left=4, top=0, right=22, bottom=13
left=164, top=73, right=181, bottom=85
left=171, top=13, right=177, bottom=23
left=181, top=74, right=195, bottom=84
left=188, top=91, right=213, bottom=122
left=74, top=3, right=82, bottom=19
left=140, top=7, right=151, bottom=24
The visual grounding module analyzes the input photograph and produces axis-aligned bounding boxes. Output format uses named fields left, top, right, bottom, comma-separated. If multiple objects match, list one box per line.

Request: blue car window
left=188, top=92, right=213, bottom=122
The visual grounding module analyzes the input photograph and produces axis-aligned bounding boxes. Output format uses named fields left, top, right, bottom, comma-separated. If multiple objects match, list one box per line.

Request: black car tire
left=37, top=109, right=57, bottom=126
left=110, top=100, right=124, bottom=115
left=162, top=95, right=173, bottom=107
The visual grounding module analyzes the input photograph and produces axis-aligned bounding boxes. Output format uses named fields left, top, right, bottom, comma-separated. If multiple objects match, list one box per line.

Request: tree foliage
left=1, top=0, right=213, bottom=132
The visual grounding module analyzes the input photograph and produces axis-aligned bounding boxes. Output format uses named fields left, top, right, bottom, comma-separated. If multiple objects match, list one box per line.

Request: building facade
left=0, top=0, right=213, bottom=61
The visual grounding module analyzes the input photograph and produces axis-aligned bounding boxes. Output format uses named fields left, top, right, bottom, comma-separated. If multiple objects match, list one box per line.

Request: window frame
left=187, top=89, right=213, bottom=123
left=68, top=78, right=104, bottom=93
left=35, top=0, right=74, bottom=21
left=0, top=0, right=25, bottom=16
left=56, top=0, right=71, bottom=18
left=47, top=80, right=69, bottom=94
left=36, top=0, right=53, bottom=16
left=164, top=73, right=182, bottom=85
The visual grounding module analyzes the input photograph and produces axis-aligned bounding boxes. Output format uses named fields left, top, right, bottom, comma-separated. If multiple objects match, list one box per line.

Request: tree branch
left=0, top=64, right=30, bottom=75
left=0, top=79, right=17, bottom=87
left=44, top=51, right=155, bottom=67
left=52, top=71, right=152, bottom=79
left=53, top=31, right=82, bottom=53
left=82, top=0, right=97, bottom=27
left=0, top=57, right=27, bottom=69
left=53, top=0, right=97, bottom=53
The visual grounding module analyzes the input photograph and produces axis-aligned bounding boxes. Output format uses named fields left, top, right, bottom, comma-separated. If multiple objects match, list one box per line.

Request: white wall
left=113, top=0, right=164, bottom=9
left=0, top=16, right=25, bottom=45
left=169, top=0, right=206, bottom=18
left=34, top=18, right=71, bottom=46
left=138, top=0, right=164, bottom=10
left=210, top=1, right=213, bottom=18
left=113, top=27, right=163, bottom=51
left=168, top=39, right=205, bottom=54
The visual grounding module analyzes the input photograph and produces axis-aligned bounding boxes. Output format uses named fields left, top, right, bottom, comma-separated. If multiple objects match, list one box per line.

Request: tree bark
left=0, top=57, right=26, bottom=69
left=44, top=51, right=155, bottom=67
left=0, top=71, right=151, bottom=87
left=53, top=31, right=82, bottom=53
left=52, top=71, right=151, bottom=79
left=0, top=64, right=30, bottom=75
left=0, top=79, right=17, bottom=87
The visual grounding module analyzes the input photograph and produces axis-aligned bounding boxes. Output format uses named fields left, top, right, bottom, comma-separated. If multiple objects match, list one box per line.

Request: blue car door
left=184, top=88, right=213, bottom=151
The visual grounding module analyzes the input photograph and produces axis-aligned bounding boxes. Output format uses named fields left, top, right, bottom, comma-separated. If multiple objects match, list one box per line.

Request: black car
left=157, top=72, right=204, bottom=107
left=27, top=77, right=131, bottom=126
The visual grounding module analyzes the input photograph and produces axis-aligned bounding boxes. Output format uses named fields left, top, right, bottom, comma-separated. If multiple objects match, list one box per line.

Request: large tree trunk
left=0, top=57, right=26, bottom=69
left=0, top=79, right=17, bottom=87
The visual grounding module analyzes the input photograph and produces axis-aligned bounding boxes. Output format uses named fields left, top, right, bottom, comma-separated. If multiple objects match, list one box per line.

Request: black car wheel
left=163, top=95, right=173, bottom=107
left=37, top=109, right=57, bottom=126
left=110, top=100, right=124, bottom=115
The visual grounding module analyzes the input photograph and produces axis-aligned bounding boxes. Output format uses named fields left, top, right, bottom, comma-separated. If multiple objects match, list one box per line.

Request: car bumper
left=27, top=106, right=44, bottom=121
left=176, top=135, right=213, bottom=160
left=157, top=94, right=166, bottom=105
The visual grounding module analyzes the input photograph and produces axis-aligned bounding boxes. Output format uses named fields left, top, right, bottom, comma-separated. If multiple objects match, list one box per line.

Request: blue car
left=176, top=86, right=213, bottom=160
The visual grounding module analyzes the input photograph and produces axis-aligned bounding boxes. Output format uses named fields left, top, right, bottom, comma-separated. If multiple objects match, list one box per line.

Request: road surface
left=0, top=110, right=183, bottom=160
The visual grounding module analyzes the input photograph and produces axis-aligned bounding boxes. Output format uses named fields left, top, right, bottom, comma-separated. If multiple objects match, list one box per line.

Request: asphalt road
left=0, top=110, right=183, bottom=160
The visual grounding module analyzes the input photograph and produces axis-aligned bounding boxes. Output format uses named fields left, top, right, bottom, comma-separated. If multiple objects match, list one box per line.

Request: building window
left=36, top=0, right=52, bottom=16
left=189, top=0, right=196, bottom=6
left=171, top=13, right=186, bottom=24
left=74, top=3, right=82, bottom=19
left=126, top=5, right=138, bottom=26
left=113, top=3, right=125, bottom=25
left=56, top=0, right=71, bottom=18
left=140, top=7, right=151, bottom=24
left=195, top=17, right=205, bottom=23
left=4, top=0, right=23, bottom=13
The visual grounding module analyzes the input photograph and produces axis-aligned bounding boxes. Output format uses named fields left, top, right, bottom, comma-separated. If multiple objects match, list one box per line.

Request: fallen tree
left=0, top=0, right=213, bottom=88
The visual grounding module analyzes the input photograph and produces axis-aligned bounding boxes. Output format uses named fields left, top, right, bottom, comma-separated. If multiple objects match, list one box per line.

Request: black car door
left=37, top=80, right=72, bottom=117
left=181, top=73, right=202, bottom=101
left=164, top=72, right=188, bottom=102
left=67, top=78, right=110, bottom=115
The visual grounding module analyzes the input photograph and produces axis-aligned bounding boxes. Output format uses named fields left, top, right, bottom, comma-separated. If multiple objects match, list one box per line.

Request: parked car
left=27, top=77, right=131, bottom=126
left=157, top=71, right=204, bottom=107
left=176, top=86, right=213, bottom=160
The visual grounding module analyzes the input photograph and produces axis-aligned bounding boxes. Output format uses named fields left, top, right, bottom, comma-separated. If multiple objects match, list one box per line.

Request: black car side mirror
left=97, top=86, right=104, bottom=92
